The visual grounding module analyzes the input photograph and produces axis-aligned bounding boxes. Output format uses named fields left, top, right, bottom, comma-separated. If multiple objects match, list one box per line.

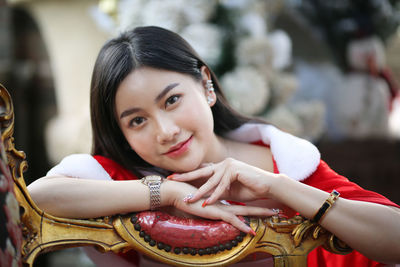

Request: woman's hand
left=167, top=158, right=281, bottom=205
left=162, top=179, right=276, bottom=234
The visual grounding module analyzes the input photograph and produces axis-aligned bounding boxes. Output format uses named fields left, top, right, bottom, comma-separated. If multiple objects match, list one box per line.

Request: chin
left=168, top=159, right=202, bottom=173
left=171, top=165, right=199, bottom=173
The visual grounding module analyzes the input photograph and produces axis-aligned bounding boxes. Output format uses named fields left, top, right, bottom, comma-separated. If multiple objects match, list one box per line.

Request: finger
left=187, top=171, right=224, bottom=203
left=220, top=212, right=254, bottom=234
left=204, top=171, right=233, bottom=205
left=167, top=165, right=214, bottom=181
left=225, top=204, right=277, bottom=217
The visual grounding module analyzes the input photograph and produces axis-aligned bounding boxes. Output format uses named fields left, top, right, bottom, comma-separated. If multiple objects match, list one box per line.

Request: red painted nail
left=249, top=229, right=257, bottom=236
left=202, top=199, right=208, bottom=207
left=166, top=174, right=175, bottom=179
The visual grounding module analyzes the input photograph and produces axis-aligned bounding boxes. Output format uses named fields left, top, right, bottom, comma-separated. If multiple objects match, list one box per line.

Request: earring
left=206, top=80, right=214, bottom=105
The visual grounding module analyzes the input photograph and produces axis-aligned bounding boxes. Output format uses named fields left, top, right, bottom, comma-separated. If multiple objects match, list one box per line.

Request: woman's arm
left=27, top=175, right=274, bottom=233
left=28, top=176, right=161, bottom=218
left=170, top=158, right=400, bottom=263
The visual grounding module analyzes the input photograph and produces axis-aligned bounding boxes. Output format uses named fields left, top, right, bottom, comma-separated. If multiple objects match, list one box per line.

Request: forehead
left=117, top=67, right=192, bottom=96
left=115, top=67, right=200, bottom=113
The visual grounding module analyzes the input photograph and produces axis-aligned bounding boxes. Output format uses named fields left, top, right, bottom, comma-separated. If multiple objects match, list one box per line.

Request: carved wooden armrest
left=0, top=84, right=352, bottom=267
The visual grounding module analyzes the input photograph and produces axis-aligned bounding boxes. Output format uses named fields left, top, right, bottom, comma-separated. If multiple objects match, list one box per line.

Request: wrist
left=160, top=179, right=178, bottom=207
left=269, top=173, right=291, bottom=200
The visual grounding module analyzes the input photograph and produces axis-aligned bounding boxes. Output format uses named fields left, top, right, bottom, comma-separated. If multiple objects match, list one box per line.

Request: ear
left=200, top=65, right=211, bottom=81
left=200, top=66, right=217, bottom=107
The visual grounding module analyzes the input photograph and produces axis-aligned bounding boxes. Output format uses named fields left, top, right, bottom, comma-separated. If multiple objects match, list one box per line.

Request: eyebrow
left=154, top=83, right=179, bottom=103
left=119, top=83, right=180, bottom=119
left=120, top=107, right=141, bottom=119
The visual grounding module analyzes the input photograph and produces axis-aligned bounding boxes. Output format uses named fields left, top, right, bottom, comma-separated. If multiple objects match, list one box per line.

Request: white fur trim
left=47, top=154, right=112, bottom=181
left=47, top=124, right=320, bottom=182
left=226, top=124, right=321, bottom=181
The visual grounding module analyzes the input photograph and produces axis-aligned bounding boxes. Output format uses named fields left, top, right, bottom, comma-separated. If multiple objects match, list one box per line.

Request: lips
left=163, top=136, right=193, bottom=157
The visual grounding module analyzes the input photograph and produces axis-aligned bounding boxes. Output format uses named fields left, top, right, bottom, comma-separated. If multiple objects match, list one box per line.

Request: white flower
left=220, top=67, right=270, bottom=115
left=236, top=36, right=273, bottom=70
left=181, top=23, right=223, bottom=66
left=268, top=30, right=292, bottom=70
left=237, top=12, right=267, bottom=37
left=141, top=0, right=186, bottom=32
left=269, top=72, right=298, bottom=106
left=290, top=101, right=326, bottom=141
left=262, top=105, right=303, bottom=137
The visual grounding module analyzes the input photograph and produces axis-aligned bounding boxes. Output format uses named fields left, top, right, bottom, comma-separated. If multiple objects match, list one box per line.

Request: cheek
left=195, top=107, right=214, bottom=135
left=124, top=132, right=155, bottom=160
left=180, top=98, right=214, bottom=130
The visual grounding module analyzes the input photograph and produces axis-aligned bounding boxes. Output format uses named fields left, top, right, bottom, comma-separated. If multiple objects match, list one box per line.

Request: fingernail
left=183, top=193, right=193, bottom=203
left=166, top=174, right=175, bottom=179
left=249, top=229, right=257, bottom=236
left=202, top=199, right=208, bottom=207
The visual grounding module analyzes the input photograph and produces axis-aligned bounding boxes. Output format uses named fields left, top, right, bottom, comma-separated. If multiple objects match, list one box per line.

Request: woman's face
left=115, top=66, right=218, bottom=173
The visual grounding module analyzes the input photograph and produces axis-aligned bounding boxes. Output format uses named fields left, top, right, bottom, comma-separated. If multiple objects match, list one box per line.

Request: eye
left=129, top=116, right=146, bottom=127
left=165, top=94, right=181, bottom=108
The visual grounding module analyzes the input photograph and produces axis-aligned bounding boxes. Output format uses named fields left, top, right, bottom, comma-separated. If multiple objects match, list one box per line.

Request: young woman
left=28, top=26, right=400, bottom=267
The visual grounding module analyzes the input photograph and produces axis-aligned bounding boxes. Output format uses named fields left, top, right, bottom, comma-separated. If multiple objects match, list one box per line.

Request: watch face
left=144, top=175, right=162, bottom=183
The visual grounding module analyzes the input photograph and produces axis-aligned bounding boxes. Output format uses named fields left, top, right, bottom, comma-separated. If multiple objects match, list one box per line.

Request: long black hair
left=90, top=26, right=259, bottom=177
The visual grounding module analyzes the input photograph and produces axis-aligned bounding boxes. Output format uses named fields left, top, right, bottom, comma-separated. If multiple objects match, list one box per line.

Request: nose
left=155, top=115, right=180, bottom=144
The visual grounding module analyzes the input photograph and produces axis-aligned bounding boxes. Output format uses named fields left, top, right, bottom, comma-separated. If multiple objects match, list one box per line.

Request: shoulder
left=47, top=154, right=112, bottom=180
left=227, top=139, right=274, bottom=172
left=46, top=154, right=138, bottom=181
left=93, top=155, right=139, bottom=180
left=226, top=123, right=320, bottom=181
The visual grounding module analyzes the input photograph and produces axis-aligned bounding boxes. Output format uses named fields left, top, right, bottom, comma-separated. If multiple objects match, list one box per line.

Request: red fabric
left=303, top=160, right=399, bottom=208
left=94, top=155, right=139, bottom=180
left=308, top=247, right=382, bottom=267
left=93, top=141, right=400, bottom=267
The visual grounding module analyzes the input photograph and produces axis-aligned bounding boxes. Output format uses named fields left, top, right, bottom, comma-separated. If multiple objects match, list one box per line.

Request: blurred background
left=1, top=0, right=400, bottom=266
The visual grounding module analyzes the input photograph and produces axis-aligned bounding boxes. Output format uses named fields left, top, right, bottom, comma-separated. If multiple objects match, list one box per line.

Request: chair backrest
left=0, top=83, right=351, bottom=267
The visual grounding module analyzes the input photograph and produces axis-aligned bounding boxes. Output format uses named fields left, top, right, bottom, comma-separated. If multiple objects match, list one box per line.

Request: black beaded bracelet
left=312, top=190, right=340, bottom=224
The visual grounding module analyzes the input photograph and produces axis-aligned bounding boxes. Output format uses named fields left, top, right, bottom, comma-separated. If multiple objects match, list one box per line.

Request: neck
left=204, top=134, right=234, bottom=163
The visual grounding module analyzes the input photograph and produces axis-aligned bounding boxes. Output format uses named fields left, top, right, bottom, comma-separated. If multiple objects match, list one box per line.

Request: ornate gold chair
left=0, top=83, right=351, bottom=267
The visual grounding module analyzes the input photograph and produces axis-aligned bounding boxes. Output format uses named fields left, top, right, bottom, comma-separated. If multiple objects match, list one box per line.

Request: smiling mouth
left=163, top=136, right=193, bottom=157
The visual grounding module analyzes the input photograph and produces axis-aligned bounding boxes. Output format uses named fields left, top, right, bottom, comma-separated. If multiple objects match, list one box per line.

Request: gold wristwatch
left=141, top=175, right=163, bottom=210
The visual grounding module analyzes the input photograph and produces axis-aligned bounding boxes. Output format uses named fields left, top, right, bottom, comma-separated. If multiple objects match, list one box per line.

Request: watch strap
left=141, top=175, right=163, bottom=210
left=148, top=181, right=161, bottom=210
